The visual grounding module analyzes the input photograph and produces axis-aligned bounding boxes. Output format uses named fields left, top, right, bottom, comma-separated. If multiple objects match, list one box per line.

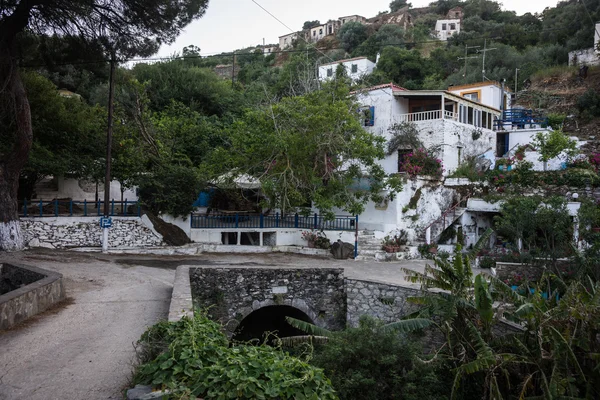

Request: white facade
left=319, top=57, right=376, bottom=82
left=310, top=24, right=327, bottom=42
left=279, top=32, right=298, bottom=49
left=568, top=22, right=600, bottom=66
left=348, top=84, right=500, bottom=235
left=435, top=19, right=461, bottom=41
left=339, top=15, right=366, bottom=25
left=448, top=81, right=512, bottom=111
left=261, top=46, right=278, bottom=56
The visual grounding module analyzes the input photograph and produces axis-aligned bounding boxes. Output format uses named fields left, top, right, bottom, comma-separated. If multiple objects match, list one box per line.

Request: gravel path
left=0, top=249, right=439, bottom=399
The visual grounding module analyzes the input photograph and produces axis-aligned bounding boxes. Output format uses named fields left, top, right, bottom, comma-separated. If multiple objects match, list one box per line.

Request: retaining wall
left=21, top=217, right=164, bottom=249
left=0, top=264, right=66, bottom=330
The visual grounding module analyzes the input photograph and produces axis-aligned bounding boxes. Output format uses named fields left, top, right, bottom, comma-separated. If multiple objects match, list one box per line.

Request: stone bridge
left=177, top=266, right=422, bottom=341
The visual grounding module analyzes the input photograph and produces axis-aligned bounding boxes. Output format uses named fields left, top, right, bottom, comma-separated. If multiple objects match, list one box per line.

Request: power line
left=15, top=25, right=585, bottom=69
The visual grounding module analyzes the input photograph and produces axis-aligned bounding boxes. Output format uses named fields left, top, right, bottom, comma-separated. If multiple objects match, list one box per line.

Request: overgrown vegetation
left=134, top=311, right=337, bottom=399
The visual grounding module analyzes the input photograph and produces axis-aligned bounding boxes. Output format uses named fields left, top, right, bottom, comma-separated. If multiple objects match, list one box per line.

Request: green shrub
left=478, top=256, right=496, bottom=269
left=577, top=88, right=600, bottom=118
left=310, top=316, right=451, bottom=400
left=134, top=311, right=337, bottom=399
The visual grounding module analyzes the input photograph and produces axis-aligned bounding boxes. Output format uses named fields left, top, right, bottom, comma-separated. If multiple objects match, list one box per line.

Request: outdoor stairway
left=355, top=230, right=398, bottom=261
left=418, top=206, right=467, bottom=244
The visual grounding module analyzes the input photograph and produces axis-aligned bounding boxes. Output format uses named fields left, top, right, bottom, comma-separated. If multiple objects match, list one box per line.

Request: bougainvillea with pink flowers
left=400, top=148, right=443, bottom=179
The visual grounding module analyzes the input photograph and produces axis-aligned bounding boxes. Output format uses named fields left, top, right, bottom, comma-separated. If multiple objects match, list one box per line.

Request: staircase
left=354, top=230, right=401, bottom=261
left=418, top=201, right=468, bottom=245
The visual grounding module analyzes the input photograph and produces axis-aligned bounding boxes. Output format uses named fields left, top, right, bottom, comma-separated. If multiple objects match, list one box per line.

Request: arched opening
left=231, top=305, right=314, bottom=344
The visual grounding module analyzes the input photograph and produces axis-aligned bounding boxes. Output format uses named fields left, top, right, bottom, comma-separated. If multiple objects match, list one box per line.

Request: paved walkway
left=0, top=249, right=435, bottom=400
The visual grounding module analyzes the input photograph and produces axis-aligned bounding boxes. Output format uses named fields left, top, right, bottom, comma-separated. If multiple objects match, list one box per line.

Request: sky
left=157, top=0, right=561, bottom=58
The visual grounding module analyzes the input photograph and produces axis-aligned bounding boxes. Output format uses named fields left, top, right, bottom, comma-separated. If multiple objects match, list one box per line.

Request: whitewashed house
left=350, top=83, right=501, bottom=238
left=279, top=32, right=298, bottom=49
left=569, top=22, right=600, bottom=66
left=435, top=19, right=461, bottom=41
left=318, top=57, right=376, bottom=82
left=448, top=81, right=512, bottom=112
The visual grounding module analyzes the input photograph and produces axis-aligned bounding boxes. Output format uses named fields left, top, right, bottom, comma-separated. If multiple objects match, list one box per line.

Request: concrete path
left=0, top=249, right=442, bottom=400
left=0, top=250, right=174, bottom=400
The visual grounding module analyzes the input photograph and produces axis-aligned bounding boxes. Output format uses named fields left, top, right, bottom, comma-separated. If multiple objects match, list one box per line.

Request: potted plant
left=301, top=230, right=331, bottom=249
left=381, top=230, right=408, bottom=253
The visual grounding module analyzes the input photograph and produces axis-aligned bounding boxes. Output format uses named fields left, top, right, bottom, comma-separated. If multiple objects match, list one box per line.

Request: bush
left=577, top=88, right=600, bottom=118
left=401, top=148, right=443, bottom=179
left=134, top=312, right=337, bottom=399
left=478, top=256, right=496, bottom=269
left=310, top=316, right=451, bottom=400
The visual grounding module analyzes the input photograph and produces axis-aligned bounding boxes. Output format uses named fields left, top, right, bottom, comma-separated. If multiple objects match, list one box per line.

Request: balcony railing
left=396, top=110, right=458, bottom=123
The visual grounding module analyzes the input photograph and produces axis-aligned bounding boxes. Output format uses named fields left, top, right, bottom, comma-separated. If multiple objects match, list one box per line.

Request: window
left=360, top=106, right=375, bottom=127
left=467, top=107, right=474, bottom=125
left=450, top=23, right=456, bottom=30
left=398, top=149, right=412, bottom=172
left=455, top=12, right=460, bottom=17
left=313, top=31, right=316, bottom=36
left=442, top=23, right=447, bottom=30
left=327, top=68, right=333, bottom=77
left=463, top=91, right=480, bottom=102
left=343, top=19, right=346, bottom=23
left=351, top=64, right=358, bottom=73
left=284, top=38, right=288, bottom=44
left=329, top=26, right=333, bottom=34
left=319, top=28, right=323, bottom=34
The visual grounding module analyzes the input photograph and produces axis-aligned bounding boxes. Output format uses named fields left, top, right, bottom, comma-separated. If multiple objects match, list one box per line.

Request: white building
left=351, top=83, right=501, bottom=235
left=279, top=32, right=298, bottom=49
left=318, top=57, right=376, bottom=82
left=338, top=15, right=367, bottom=25
left=435, top=19, right=461, bottom=41
left=448, top=81, right=512, bottom=112
left=568, top=22, right=600, bottom=66
left=260, top=45, right=278, bottom=56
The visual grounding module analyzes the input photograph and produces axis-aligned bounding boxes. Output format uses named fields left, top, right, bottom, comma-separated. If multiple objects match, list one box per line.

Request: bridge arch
left=231, top=304, right=315, bottom=343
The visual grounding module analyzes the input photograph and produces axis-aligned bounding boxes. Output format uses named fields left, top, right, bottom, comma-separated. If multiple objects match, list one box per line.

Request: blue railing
left=494, top=109, right=549, bottom=130
left=190, top=213, right=357, bottom=231
left=19, top=199, right=141, bottom=217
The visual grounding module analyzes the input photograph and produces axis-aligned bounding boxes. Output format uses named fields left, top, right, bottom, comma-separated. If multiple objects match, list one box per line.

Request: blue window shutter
left=369, top=106, right=375, bottom=126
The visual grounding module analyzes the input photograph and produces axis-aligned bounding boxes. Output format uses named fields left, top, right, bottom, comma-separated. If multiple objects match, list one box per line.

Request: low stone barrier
left=0, top=263, right=65, bottom=330
left=21, top=217, right=163, bottom=249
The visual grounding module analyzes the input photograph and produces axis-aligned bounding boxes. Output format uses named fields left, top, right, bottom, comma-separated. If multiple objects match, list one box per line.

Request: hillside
left=517, top=66, right=600, bottom=154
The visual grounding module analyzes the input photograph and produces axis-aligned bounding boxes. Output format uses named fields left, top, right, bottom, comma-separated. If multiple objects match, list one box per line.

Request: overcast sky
left=157, top=0, right=560, bottom=57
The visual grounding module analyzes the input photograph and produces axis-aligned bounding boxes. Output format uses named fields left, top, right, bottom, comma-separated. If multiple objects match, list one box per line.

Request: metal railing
left=494, top=109, right=549, bottom=130
left=396, top=109, right=459, bottom=123
left=190, top=213, right=357, bottom=231
left=20, top=199, right=141, bottom=217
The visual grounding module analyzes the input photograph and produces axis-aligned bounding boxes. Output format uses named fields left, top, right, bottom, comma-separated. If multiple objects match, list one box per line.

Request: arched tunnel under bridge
left=231, top=305, right=314, bottom=344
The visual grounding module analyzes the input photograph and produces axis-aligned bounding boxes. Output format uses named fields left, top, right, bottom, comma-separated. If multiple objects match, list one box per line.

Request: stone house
left=367, top=8, right=413, bottom=30
left=279, top=32, right=299, bottom=49
left=338, top=15, right=367, bottom=25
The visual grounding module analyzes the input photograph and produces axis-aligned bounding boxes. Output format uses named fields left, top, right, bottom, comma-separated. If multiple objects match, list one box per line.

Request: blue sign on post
left=99, top=217, right=112, bottom=228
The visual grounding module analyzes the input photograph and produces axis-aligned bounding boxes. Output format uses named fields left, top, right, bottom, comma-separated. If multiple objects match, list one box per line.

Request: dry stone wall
left=345, top=279, right=422, bottom=327
left=20, top=217, right=164, bottom=249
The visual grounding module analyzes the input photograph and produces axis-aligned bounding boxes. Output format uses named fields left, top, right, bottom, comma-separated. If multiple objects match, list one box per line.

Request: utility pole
left=231, top=52, right=236, bottom=87
left=102, top=55, right=116, bottom=253
left=515, top=67, right=520, bottom=93
left=457, top=44, right=480, bottom=83
left=478, top=39, right=497, bottom=81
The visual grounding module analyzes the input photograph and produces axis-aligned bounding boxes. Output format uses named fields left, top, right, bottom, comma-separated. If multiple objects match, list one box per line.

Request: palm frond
left=450, top=369, right=463, bottom=400
left=278, top=335, right=329, bottom=347
left=514, top=303, right=536, bottom=319
left=489, top=275, right=527, bottom=306
left=468, top=227, right=494, bottom=259
left=285, top=317, right=332, bottom=337
left=465, top=319, right=493, bottom=358
left=475, top=274, right=494, bottom=324
left=460, top=356, right=496, bottom=374
left=380, top=318, right=433, bottom=333
left=518, top=373, right=536, bottom=400
left=548, top=326, right=587, bottom=383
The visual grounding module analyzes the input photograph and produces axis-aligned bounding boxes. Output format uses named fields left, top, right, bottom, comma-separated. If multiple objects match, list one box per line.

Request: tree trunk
left=0, top=42, right=33, bottom=251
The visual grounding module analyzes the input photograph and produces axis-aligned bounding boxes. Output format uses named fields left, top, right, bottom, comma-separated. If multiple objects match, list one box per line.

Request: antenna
left=477, top=39, right=497, bottom=81
left=457, top=44, right=480, bottom=83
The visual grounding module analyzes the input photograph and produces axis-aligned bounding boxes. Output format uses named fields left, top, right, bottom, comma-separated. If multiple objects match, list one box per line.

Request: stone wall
left=1, top=263, right=46, bottom=295
left=189, top=267, right=346, bottom=336
left=21, top=217, right=164, bottom=249
left=0, top=264, right=65, bottom=330
left=346, top=279, right=422, bottom=327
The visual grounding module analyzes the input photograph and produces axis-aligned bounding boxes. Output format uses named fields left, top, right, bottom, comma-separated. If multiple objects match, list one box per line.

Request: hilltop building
left=279, top=32, right=299, bottom=49
left=435, top=19, right=461, bottom=41
left=318, top=57, right=376, bottom=82
left=568, top=22, right=600, bottom=66
left=446, top=6, right=464, bottom=20
left=367, top=8, right=413, bottom=30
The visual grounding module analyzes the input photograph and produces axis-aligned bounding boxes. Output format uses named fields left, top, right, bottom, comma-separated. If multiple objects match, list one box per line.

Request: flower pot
left=384, top=245, right=400, bottom=253
left=307, top=240, right=315, bottom=248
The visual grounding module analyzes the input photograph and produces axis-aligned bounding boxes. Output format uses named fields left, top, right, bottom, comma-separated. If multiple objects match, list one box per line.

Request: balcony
left=396, top=109, right=457, bottom=123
